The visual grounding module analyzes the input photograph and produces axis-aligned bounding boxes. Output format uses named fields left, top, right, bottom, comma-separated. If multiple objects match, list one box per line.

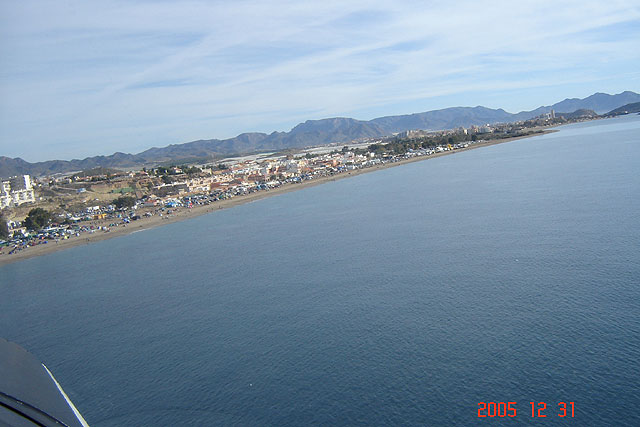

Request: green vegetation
left=111, top=187, right=135, bottom=194
left=182, top=165, right=201, bottom=175
left=358, top=129, right=538, bottom=156
left=148, top=164, right=201, bottom=182
left=0, top=213, right=9, bottom=239
left=113, top=195, right=136, bottom=209
left=24, top=208, right=52, bottom=231
left=154, top=166, right=171, bottom=176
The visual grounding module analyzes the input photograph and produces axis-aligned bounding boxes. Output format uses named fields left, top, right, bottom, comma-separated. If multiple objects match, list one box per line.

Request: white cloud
left=1, top=0, right=639, bottom=161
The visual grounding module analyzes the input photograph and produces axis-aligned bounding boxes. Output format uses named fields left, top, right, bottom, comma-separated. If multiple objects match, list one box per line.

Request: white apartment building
left=0, top=175, right=36, bottom=208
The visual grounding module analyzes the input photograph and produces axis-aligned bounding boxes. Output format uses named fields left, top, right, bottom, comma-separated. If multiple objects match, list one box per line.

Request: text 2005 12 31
left=478, top=402, right=574, bottom=418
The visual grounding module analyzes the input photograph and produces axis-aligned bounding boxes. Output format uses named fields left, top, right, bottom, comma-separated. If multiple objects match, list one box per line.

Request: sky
left=1, top=0, right=639, bottom=162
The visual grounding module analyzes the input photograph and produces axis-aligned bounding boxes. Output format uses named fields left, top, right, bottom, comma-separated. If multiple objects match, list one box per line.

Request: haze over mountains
left=1, top=91, right=639, bottom=178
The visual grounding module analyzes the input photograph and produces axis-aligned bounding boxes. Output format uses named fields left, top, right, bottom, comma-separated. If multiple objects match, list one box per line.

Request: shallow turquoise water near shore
left=2, top=115, right=639, bottom=425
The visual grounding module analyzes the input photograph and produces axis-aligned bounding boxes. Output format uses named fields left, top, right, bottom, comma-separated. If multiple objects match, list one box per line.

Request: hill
left=605, top=102, right=640, bottom=115
left=555, top=109, right=598, bottom=119
left=549, top=91, right=640, bottom=114
left=370, top=106, right=515, bottom=133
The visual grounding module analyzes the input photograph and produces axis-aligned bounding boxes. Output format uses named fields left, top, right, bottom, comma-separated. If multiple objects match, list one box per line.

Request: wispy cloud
left=1, top=0, right=639, bottom=161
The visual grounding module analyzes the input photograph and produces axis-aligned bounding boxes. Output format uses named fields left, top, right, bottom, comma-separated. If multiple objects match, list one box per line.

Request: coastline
left=0, top=130, right=555, bottom=266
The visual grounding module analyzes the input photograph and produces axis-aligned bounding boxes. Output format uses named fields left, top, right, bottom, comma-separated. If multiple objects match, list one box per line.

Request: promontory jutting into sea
left=1, top=113, right=639, bottom=425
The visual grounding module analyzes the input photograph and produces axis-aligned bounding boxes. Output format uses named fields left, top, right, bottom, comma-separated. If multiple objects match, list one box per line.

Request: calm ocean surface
left=1, top=116, right=639, bottom=426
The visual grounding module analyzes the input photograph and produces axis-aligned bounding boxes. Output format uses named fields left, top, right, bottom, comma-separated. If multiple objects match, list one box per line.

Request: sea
left=1, top=115, right=639, bottom=426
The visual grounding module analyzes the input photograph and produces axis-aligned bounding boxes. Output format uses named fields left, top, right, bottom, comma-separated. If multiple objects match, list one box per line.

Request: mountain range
left=1, top=91, right=639, bottom=178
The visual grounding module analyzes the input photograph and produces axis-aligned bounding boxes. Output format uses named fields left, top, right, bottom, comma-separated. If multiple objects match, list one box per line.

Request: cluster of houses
left=0, top=112, right=596, bottom=258
left=5, top=117, right=556, bottom=250
left=1, top=139, right=477, bottom=244
left=39, top=117, right=556, bottom=204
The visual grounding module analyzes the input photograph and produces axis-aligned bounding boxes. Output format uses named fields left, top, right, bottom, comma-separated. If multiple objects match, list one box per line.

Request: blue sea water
left=1, top=115, right=639, bottom=426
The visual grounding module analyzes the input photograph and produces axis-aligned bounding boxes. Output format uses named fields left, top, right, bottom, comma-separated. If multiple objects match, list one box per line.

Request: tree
left=24, top=208, right=52, bottom=231
left=0, top=213, right=9, bottom=239
left=183, top=165, right=201, bottom=175
left=113, top=195, right=136, bottom=210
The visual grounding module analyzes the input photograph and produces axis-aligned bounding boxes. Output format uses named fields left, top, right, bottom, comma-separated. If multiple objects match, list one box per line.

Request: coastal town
left=0, top=113, right=588, bottom=261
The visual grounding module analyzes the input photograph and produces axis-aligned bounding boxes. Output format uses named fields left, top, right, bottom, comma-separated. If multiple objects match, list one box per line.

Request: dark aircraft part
left=0, top=338, right=89, bottom=427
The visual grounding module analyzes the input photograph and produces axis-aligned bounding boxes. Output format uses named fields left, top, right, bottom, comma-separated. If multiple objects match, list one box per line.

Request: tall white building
left=0, top=175, right=36, bottom=208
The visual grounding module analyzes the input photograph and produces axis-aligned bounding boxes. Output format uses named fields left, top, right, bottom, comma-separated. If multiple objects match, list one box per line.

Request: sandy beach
left=0, top=131, right=553, bottom=266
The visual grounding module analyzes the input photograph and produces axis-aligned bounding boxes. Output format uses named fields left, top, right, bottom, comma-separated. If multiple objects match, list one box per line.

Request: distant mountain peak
left=2, top=90, right=638, bottom=178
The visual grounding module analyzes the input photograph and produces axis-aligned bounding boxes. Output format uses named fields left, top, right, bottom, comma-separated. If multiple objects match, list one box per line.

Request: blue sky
left=1, top=0, right=639, bottom=162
